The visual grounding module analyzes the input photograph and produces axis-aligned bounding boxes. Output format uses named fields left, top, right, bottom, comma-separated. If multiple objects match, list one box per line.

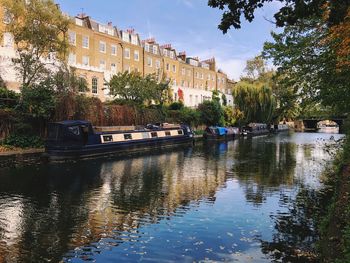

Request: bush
left=168, top=101, right=184, bottom=111
left=198, top=100, right=224, bottom=126
left=3, top=134, right=44, bottom=148
left=178, top=107, right=201, bottom=127
left=0, top=87, right=19, bottom=109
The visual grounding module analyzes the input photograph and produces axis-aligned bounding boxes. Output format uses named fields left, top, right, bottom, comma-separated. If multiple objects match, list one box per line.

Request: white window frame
left=124, top=48, right=130, bottom=59
left=68, top=31, right=76, bottom=46
left=181, top=68, right=185, bottom=75
left=99, top=41, right=106, bottom=53
left=111, top=44, right=117, bottom=56
left=172, top=65, right=176, bottom=73
left=134, top=50, right=139, bottom=61
left=82, top=55, right=89, bottom=66
left=131, top=35, right=138, bottom=45
left=92, top=77, right=98, bottom=94
left=155, top=60, right=160, bottom=69
left=152, top=46, right=157, bottom=55
left=111, top=63, right=117, bottom=74
left=82, top=36, right=89, bottom=49
left=147, top=57, right=152, bottom=67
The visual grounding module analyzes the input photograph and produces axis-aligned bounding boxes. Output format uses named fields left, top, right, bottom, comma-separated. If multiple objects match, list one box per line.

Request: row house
left=0, top=6, right=234, bottom=106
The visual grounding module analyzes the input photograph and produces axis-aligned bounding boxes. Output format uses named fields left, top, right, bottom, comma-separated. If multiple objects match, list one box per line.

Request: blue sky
left=55, top=0, right=281, bottom=80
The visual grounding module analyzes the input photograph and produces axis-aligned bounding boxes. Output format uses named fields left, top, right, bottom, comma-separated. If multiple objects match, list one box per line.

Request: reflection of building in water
left=61, top=150, right=228, bottom=254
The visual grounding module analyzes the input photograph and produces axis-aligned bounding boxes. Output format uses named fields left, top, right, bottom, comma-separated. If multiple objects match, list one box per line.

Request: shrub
left=168, top=101, right=184, bottom=111
left=0, top=87, right=19, bottom=109
left=3, top=134, right=44, bottom=148
left=198, top=100, right=224, bottom=126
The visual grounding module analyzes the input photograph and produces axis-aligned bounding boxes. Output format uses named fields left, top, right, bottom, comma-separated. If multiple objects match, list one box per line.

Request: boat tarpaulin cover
left=217, top=127, right=227, bottom=135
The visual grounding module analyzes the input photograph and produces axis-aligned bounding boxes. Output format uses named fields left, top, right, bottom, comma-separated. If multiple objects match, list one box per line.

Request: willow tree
left=1, top=0, right=71, bottom=87
left=233, top=81, right=275, bottom=124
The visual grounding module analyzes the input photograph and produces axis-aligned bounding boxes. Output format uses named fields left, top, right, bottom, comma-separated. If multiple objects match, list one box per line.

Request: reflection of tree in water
left=260, top=187, right=320, bottom=262
left=232, top=138, right=297, bottom=206
left=0, top=147, right=229, bottom=262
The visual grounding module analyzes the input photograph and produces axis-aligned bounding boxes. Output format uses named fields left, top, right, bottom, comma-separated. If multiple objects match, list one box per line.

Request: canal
left=0, top=132, right=344, bottom=262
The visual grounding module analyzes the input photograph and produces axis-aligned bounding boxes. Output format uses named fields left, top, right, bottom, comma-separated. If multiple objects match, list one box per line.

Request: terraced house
left=0, top=5, right=234, bottom=107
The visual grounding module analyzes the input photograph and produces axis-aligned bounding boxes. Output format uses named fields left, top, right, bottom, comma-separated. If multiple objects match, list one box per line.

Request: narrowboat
left=203, top=126, right=239, bottom=140
left=272, top=124, right=290, bottom=133
left=45, top=120, right=194, bottom=160
left=241, top=123, right=269, bottom=137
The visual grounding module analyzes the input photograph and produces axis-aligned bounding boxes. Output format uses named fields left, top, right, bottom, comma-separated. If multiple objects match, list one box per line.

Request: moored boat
left=203, top=126, right=239, bottom=141
left=45, top=120, right=194, bottom=161
left=272, top=123, right=290, bottom=133
left=241, top=123, right=269, bottom=137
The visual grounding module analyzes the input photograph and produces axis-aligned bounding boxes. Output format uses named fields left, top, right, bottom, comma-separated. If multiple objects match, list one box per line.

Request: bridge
left=299, top=116, right=347, bottom=132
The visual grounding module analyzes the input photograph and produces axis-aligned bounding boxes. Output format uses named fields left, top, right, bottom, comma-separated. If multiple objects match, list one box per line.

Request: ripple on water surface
left=0, top=132, right=343, bottom=262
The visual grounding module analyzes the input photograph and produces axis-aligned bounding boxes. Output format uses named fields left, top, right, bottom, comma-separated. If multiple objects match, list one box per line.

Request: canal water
left=0, top=132, right=344, bottom=263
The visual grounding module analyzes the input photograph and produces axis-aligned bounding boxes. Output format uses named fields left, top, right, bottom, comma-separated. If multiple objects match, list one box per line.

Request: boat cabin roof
left=52, top=120, right=91, bottom=126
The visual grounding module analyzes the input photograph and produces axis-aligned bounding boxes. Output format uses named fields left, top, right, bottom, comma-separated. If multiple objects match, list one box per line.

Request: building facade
left=0, top=5, right=234, bottom=106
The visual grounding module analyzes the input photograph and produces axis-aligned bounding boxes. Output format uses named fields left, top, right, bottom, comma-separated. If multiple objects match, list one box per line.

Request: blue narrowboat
left=203, top=126, right=239, bottom=140
left=45, top=120, right=194, bottom=160
left=241, top=123, right=270, bottom=137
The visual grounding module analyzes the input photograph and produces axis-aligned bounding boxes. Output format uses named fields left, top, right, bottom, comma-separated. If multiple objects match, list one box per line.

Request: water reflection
left=0, top=133, right=343, bottom=262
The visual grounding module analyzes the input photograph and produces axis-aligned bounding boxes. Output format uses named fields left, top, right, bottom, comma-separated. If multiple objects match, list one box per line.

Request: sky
left=55, top=0, right=282, bottom=81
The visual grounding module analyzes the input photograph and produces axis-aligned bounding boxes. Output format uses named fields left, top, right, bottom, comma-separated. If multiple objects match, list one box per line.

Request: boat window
left=165, top=131, right=171, bottom=136
left=68, top=126, right=80, bottom=136
left=177, top=130, right=183, bottom=135
left=142, top=132, right=150, bottom=139
left=103, top=135, right=113, bottom=142
left=151, top=132, right=158, bottom=138
left=124, top=133, right=132, bottom=140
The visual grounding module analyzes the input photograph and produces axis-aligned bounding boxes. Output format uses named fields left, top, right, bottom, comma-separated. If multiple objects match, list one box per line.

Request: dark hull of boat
left=46, top=136, right=194, bottom=161
left=241, top=130, right=270, bottom=137
left=203, top=134, right=237, bottom=141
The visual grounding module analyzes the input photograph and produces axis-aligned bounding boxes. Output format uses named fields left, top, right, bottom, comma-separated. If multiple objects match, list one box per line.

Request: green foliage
left=197, top=100, right=224, bottom=126
left=221, top=93, right=227, bottom=106
left=178, top=107, right=201, bottom=127
left=168, top=101, right=184, bottom=111
left=0, top=87, right=19, bottom=109
left=208, top=0, right=348, bottom=33
left=233, top=81, right=275, bottom=124
left=20, top=84, right=55, bottom=120
left=263, top=18, right=350, bottom=115
left=109, top=71, right=167, bottom=105
left=2, top=0, right=71, bottom=87
left=3, top=134, right=43, bottom=148
left=223, top=106, right=236, bottom=126
left=50, top=66, right=89, bottom=94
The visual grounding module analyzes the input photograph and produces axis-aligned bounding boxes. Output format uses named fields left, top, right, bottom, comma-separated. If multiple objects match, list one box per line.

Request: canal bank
left=317, top=133, right=350, bottom=263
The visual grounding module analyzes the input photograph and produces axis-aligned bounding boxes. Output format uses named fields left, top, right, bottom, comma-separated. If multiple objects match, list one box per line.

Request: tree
left=198, top=100, right=224, bottom=126
left=19, top=82, right=56, bottom=121
left=233, top=81, right=275, bottom=124
left=109, top=71, right=167, bottom=105
left=243, top=55, right=267, bottom=80
left=1, top=0, right=71, bottom=87
left=208, top=0, right=350, bottom=33
left=263, top=18, right=350, bottom=114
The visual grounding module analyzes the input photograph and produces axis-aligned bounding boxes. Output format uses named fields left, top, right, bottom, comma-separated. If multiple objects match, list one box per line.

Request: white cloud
left=216, top=58, right=247, bottom=81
